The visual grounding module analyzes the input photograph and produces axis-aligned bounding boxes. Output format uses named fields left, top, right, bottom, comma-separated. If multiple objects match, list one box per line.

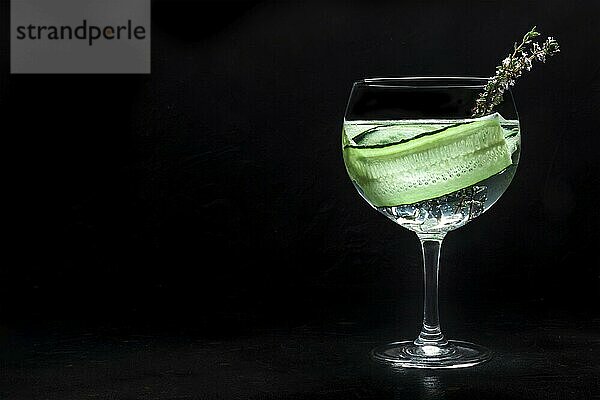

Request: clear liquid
left=343, top=116, right=520, bottom=234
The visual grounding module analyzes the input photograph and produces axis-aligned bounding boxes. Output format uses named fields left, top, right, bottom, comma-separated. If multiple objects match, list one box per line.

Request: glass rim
left=353, top=76, right=491, bottom=89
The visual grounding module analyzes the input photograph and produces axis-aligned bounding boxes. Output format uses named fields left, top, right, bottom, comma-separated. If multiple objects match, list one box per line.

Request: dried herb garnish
left=473, top=27, right=560, bottom=117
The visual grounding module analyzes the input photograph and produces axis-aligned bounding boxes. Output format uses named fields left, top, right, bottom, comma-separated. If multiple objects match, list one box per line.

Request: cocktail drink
left=342, top=77, right=520, bottom=368
left=344, top=112, right=520, bottom=234
left=342, top=27, right=558, bottom=369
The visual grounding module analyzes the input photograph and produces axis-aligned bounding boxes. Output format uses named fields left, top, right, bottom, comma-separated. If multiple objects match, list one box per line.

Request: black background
left=1, top=1, right=599, bottom=399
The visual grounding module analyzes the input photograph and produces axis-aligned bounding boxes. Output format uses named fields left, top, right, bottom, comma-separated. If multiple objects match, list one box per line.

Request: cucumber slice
left=343, top=117, right=512, bottom=206
left=351, top=123, right=456, bottom=147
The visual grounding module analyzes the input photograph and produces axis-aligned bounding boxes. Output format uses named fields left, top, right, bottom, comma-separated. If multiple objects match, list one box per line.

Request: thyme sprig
left=472, top=26, right=560, bottom=117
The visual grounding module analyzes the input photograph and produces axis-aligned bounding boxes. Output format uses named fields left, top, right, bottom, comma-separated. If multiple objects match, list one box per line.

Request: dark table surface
left=2, top=304, right=598, bottom=400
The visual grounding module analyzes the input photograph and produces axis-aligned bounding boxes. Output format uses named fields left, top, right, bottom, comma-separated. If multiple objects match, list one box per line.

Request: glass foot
left=371, top=340, right=491, bottom=369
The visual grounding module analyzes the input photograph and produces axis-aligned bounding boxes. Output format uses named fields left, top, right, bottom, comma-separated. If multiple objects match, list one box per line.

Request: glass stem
left=414, top=233, right=448, bottom=347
